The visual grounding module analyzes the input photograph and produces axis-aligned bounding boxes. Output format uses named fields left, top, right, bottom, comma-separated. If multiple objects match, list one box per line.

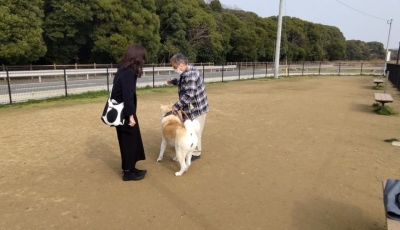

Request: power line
left=335, top=0, right=388, bottom=21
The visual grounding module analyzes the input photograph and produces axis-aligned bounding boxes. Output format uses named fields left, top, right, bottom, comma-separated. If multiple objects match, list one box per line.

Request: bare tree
left=187, top=25, right=210, bottom=48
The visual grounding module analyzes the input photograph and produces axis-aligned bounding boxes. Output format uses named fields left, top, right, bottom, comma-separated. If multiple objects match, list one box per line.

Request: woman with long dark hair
left=111, top=44, right=147, bottom=181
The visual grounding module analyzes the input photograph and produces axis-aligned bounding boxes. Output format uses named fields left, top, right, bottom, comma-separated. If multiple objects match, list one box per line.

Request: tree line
left=0, top=0, right=386, bottom=65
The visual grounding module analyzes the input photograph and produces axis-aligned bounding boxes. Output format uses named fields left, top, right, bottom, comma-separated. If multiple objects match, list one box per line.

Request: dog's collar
left=164, top=111, right=175, bottom=117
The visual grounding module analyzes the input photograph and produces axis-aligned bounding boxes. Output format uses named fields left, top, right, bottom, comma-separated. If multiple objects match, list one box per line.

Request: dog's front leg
left=157, top=138, right=167, bottom=162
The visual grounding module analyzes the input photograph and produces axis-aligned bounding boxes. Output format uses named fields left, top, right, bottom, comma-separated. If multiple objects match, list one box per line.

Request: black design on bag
left=101, top=93, right=125, bottom=127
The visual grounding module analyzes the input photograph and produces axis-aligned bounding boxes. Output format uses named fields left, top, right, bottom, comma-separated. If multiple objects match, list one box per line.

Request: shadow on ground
left=291, top=197, right=384, bottom=230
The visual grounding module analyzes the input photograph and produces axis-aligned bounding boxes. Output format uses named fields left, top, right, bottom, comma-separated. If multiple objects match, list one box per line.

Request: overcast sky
left=219, top=0, right=400, bottom=49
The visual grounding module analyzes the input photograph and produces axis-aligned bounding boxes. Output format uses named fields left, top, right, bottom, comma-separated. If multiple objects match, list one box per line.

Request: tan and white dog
left=157, top=104, right=200, bottom=176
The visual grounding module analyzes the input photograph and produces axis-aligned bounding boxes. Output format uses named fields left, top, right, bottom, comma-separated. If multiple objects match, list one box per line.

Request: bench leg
left=381, top=103, right=386, bottom=111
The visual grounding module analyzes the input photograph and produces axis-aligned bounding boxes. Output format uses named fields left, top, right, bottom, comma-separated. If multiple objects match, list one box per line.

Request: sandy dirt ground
left=1, top=75, right=400, bottom=230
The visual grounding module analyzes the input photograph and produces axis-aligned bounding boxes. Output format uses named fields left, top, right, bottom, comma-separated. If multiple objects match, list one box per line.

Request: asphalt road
left=0, top=65, right=383, bottom=103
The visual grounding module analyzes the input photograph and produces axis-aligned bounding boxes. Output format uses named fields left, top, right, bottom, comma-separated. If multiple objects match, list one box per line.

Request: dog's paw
left=172, top=157, right=178, bottom=162
left=157, top=156, right=163, bottom=162
left=175, top=172, right=182, bottom=176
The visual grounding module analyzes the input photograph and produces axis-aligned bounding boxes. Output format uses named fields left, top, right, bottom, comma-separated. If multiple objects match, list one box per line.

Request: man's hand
left=167, top=78, right=178, bottom=85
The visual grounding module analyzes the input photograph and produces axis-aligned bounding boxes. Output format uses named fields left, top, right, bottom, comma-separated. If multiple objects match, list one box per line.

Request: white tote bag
left=101, top=93, right=125, bottom=127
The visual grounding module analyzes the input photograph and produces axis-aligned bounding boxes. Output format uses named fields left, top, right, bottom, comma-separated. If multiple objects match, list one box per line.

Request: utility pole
left=274, top=0, right=284, bottom=79
left=383, top=19, right=393, bottom=75
left=396, top=41, right=400, bottom=65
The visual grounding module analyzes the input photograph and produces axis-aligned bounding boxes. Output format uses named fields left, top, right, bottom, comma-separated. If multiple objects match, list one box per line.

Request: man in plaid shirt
left=167, top=53, right=210, bottom=161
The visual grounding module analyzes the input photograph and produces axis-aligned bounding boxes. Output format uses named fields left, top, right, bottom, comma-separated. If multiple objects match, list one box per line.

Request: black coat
left=111, top=67, right=139, bottom=134
left=111, top=66, right=145, bottom=164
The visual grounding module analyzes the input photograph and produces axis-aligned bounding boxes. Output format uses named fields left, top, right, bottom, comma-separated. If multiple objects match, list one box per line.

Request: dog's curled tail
left=192, top=119, right=200, bottom=134
left=183, top=119, right=200, bottom=134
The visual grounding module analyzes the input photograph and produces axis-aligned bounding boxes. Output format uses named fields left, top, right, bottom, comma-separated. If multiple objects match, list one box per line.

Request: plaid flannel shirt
left=173, top=65, right=209, bottom=120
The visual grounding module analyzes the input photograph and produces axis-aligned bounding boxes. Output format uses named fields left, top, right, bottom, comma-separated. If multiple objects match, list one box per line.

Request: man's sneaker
left=191, top=155, right=201, bottom=161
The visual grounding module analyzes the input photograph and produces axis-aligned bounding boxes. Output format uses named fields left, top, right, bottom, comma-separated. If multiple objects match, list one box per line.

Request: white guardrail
left=0, top=65, right=236, bottom=82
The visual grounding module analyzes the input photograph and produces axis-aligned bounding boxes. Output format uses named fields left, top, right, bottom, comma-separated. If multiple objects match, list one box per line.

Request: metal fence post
left=63, top=67, right=68, bottom=97
left=360, top=63, right=363, bottom=75
left=239, top=63, right=241, bottom=80
left=338, top=62, right=341, bottom=75
left=152, top=65, right=155, bottom=88
left=222, top=63, right=224, bottom=82
left=106, top=67, right=110, bottom=92
left=384, top=71, right=389, bottom=94
left=202, top=64, right=205, bottom=82
left=319, top=62, right=322, bottom=75
left=6, top=67, right=12, bottom=104
left=396, top=65, right=400, bottom=91
left=252, top=62, right=255, bottom=79
left=302, top=62, right=305, bottom=75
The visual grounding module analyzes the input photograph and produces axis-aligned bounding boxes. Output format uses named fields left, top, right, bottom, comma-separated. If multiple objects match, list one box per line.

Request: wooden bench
left=374, top=79, right=384, bottom=87
left=382, top=180, right=400, bottom=229
left=375, top=93, right=394, bottom=109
